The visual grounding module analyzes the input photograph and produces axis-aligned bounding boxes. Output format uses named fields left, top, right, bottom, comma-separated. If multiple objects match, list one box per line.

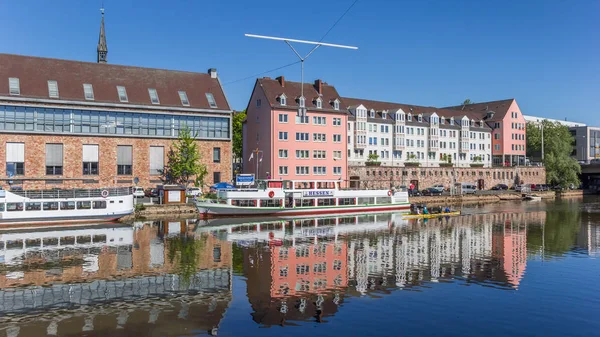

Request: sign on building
left=236, top=174, right=255, bottom=186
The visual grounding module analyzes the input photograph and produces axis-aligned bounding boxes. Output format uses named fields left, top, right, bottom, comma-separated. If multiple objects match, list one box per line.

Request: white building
left=344, top=98, right=493, bottom=168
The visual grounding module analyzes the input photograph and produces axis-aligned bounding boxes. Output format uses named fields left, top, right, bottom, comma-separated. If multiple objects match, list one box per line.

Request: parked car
left=460, top=183, right=477, bottom=195
left=532, top=184, right=550, bottom=192
left=408, top=189, right=421, bottom=197
left=145, top=188, right=159, bottom=197
left=421, top=187, right=443, bottom=196
left=431, top=184, right=445, bottom=193
left=491, top=184, right=508, bottom=190
left=186, top=187, right=202, bottom=197
left=133, top=187, right=145, bottom=198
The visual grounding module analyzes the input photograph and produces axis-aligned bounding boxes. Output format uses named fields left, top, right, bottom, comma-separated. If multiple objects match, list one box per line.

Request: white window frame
left=278, top=131, right=288, bottom=141
left=299, top=96, right=305, bottom=108
left=278, top=114, right=288, bottom=123
left=148, top=88, right=160, bottom=104
left=9, top=78, right=20, bottom=96
left=47, top=80, right=59, bottom=98
left=117, top=86, right=129, bottom=103
left=333, top=99, right=340, bottom=110
left=279, top=166, right=288, bottom=175
left=278, top=149, right=288, bottom=158
left=83, top=84, right=94, bottom=100
left=206, top=93, right=217, bottom=108
left=280, top=94, right=287, bottom=106
left=178, top=91, right=190, bottom=106
left=316, top=98, right=322, bottom=109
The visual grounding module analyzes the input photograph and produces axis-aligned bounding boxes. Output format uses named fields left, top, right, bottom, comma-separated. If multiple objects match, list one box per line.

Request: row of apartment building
left=243, top=76, right=527, bottom=181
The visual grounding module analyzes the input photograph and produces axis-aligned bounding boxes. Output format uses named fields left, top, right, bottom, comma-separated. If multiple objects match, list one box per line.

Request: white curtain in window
left=82, top=144, right=99, bottom=162
left=149, top=146, right=164, bottom=175
left=45, top=144, right=63, bottom=166
left=6, top=143, right=24, bottom=162
left=117, top=146, right=133, bottom=165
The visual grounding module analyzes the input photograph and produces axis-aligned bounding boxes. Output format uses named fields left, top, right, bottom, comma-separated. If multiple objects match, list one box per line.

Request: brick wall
left=348, top=165, right=546, bottom=190
left=0, top=134, right=231, bottom=190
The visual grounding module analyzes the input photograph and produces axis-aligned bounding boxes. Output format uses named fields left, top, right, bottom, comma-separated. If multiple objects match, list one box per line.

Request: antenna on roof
left=245, top=34, right=357, bottom=115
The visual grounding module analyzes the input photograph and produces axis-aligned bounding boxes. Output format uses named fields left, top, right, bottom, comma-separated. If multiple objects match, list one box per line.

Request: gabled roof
left=0, top=53, right=231, bottom=111
left=443, top=99, right=515, bottom=121
left=257, top=77, right=343, bottom=113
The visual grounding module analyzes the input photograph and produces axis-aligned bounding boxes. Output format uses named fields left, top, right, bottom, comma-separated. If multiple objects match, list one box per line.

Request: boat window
left=260, top=199, right=281, bottom=207
left=5, top=240, right=23, bottom=250
left=268, top=181, right=283, bottom=188
left=6, top=203, right=23, bottom=211
left=43, top=237, right=59, bottom=246
left=231, top=200, right=256, bottom=207
left=77, top=235, right=91, bottom=244
left=93, top=200, right=107, bottom=209
left=357, top=197, right=375, bottom=205
left=317, top=198, right=336, bottom=206
left=26, top=202, right=42, bottom=211
left=26, top=238, right=41, bottom=247
left=295, top=199, right=314, bottom=207
left=0, top=204, right=4, bottom=212
left=61, top=236, right=75, bottom=245
left=77, top=201, right=91, bottom=209
left=93, top=234, right=107, bottom=243
left=338, top=198, right=355, bottom=206
left=43, top=202, right=59, bottom=210
left=317, top=218, right=336, bottom=226
left=377, top=197, right=392, bottom=204
left=60, top=201, right=76, bottom=210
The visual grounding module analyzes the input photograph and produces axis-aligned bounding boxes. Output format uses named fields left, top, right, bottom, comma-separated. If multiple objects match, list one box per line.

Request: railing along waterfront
left=10, top=187, right=133, bottom=199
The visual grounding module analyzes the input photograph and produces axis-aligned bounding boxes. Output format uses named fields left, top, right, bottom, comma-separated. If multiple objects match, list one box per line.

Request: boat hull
left=402, top=211, right=461, bottom=219
left=196, top=202, right=411, bottom=218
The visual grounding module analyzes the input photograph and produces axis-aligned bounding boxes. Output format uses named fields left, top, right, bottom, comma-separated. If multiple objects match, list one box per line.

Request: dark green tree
left=232, top=110, right=246, bottom=162
left=526, top=120, right=580, bottom=188
left=162, top=126, right=208, bottom=189
left=462, top=99, right=474, bottom=105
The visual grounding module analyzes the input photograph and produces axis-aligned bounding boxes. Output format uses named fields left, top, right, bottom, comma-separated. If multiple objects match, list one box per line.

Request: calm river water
left=0, top=198, right=599, bottom=336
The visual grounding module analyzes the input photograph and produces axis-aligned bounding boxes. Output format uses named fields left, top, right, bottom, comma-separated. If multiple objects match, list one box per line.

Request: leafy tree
left=162, top=126, right=208, bottom=189
left=232, top=110, right=246, bottom=162
left=407, top=153, right=418, bottom=162
left=167, top=234, right=207, bottom=287
left=367, top=153, right=380, bottom=163
left=526, top=121, right=580, bottom=188
left=462, top=99, right=474, bottom=105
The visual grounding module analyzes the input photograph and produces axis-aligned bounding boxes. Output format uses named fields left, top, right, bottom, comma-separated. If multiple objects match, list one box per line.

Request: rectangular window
left=43, top=202, right=59, bottom=211
left=178, top=91, right=190, bottom=106
left=296, top=132, right=309, bottom=141
left=213, top=171, right=221, bottom=183
left=148, top=88, right=160, bottom=104
left=213, top=147, right=221, bottom=163
left=295, top=166, right=309, bottom=175
left=256, top=99, right=261, bottom=107
left=93, top=200, right=107, bottom=209
left=9, top=78, right=20, bottom=95
left=60, top=201, right=76, bottom=210
left=313, top=133, right=326, bottom=142
left=333, top=167, right=342, bottom=175
left=82, top=144, right=99, bottom=175
left=313, top=166, right=327, bottom=175
left=278, top=114, right=288, bottom=123
left=48, top=80, right=59, bottom=98
left=279, top=166, right=288, bottom=175
left=333, top=118, right=341, bottom=126
left=117, top=145, right=133, bottom=175
left=45, top=144, right=63, bottom=175
left=313, top=150, right=327, bottom=159
left=333, top=134, right=341, bottom=142
left=278, top=149, right=288, bottom=158
left=278, top=131, right=288, bottom=140
left=296, top=150, right=309, bottom=159
left=6, top=142, right=25, bottom=176
left=206, top=93, right=218, bottom=108
left=83, top=84, right=94, bottom=100
left=117, top=86, right=128, bottom=102
left=333, top=151, right=342, bottom=159
left=77, top=201, right=91, bottom=210
left=149, top=146, right=164, bottom=175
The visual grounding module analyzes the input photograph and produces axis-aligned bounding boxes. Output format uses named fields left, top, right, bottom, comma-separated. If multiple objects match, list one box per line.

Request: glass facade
left=591, top=130, right=600, bottom=159
left=0, top=105, right=230, bottom=139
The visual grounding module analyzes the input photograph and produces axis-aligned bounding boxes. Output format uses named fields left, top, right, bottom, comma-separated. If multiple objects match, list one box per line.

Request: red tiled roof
left=258, top=77, right=343, bottom=113
left=443, top=99, right=515, bottom=121
left=0, top=53, right=231, bottom=111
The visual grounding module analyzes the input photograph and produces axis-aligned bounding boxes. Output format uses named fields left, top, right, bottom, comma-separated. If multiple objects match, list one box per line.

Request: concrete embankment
left=411, top=191, right=556, bottom=205
left=557, top=190, right=584, bottom=198
left=120, top=203, right=197, bottom=222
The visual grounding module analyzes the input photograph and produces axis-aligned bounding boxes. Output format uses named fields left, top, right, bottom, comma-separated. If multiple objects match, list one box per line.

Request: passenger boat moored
left=195, top=180, right=410, bottom=218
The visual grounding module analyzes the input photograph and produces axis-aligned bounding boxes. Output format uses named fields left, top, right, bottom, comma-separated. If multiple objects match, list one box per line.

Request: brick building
left=0, top=12, right=232, bottom=190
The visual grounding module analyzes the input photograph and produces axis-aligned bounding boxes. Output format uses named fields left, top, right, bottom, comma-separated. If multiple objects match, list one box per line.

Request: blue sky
left=0, top=0, right=598, bottom=124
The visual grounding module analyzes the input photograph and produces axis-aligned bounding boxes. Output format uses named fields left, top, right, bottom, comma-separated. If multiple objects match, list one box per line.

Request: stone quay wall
left=348, top=165, right=546, bottom=190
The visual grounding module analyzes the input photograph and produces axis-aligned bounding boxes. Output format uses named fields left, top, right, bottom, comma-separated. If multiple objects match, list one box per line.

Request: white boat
left=195, top=180, right=410, bottom=218
left=0, top=187, right=134, bottom=225
left=522, top=194, right=542, bottom=201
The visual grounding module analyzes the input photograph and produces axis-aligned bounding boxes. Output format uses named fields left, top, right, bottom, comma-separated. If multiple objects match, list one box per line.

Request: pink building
left=243, top=77, right=348, bottom=181
left=445, top=99, right=527, bottom=166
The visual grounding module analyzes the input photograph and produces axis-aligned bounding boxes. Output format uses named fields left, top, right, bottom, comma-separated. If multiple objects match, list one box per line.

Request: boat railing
left=10, top=187, right=133, bottom=199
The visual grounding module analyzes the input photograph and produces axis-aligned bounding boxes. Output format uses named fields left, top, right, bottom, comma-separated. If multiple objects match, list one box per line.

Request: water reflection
left=0, top=221, right=232, bottom=336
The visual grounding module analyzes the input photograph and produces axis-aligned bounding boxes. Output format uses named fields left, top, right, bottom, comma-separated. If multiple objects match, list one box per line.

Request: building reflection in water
left=199, top=211, right=545, bottom=327
left=0, top=220, right=233, bottom=337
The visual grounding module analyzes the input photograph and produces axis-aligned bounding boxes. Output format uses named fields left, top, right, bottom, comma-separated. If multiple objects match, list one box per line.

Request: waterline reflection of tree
left=167, top=234, right=207, bottom=286
left=527, top=200, right=582, bottom=256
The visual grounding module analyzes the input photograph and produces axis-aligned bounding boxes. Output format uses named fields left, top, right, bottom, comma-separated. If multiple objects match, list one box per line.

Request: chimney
left=276, top=76, right=285, bottom=87
left=208, top=68, right=217, bottom=79
left=314, top=79, right=323, bottom=95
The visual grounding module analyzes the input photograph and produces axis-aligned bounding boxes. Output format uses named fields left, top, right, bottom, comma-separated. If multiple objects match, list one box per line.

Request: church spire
left=97, top=7, right=108, bottom=63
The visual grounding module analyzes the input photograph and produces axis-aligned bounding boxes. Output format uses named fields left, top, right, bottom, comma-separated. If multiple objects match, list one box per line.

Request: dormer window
left=370, top=109, right=375, bottom=118
left=315, top=98, right=322, bottom=109
left=407, top=113, right=412, bottom=121
left=48, top=80, right=59, bottom=98
left=298, top=96, right=305, bottom=108
left=441, top=117, right=445, bottom=124
left=206, top=93, right=217, bottom=108
left=333, top=99, right=340, bottom=111
left=83, top=84, right=94, bottom=100
left=117, top=86, right=128, bottom=102
left=450, top=117, right=454, bottom=125
left=178, top=91, right=190, bottom=106
left=382, top=111, right=387, bottom=119
left=480, top=120, right=484, bottom=127
left=418, top=114, right=423, bottom=122
left=148, top=88, right=160, bottom=104
left=279, top=94, right=287, bottom=106
left=8, top=78, right=20, bottom=96
left=470, top=119, right=475, bottom=127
